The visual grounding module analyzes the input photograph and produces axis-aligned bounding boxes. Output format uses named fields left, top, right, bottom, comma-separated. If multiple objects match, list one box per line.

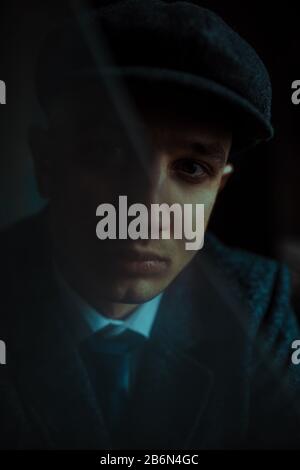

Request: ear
left=218, top=163, right=234, bottom=192
left=29, top=126, right=53, bottom=199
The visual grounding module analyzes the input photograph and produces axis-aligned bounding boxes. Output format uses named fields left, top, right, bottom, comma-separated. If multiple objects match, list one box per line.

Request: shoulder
left=0, top=209, right=48, bottom=271
left=203, top=231, right=293, bottom=327
left=202, top=232, right=300, bottom=382
left=0, top=209, right=46, bottom=246
left=205, top=231, right=290, bottom=292
left=0, top=210, right=50, bottom=329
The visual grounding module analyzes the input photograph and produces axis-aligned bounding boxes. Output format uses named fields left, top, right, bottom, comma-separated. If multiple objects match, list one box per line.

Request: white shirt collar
left=53, top=261, right=163, bottom=342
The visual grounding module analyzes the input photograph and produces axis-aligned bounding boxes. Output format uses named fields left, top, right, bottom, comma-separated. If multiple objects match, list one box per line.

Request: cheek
left=169, top=187, right=219, bottom=261
left=170, top=183, right=220, bottom=229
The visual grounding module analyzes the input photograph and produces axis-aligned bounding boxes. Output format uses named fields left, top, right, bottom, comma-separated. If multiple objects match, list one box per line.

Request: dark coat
left=0, top=210, right=299, bottom=449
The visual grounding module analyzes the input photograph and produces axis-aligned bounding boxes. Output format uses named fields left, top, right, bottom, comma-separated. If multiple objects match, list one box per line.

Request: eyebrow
left=175, top=139, right=228, bottom=164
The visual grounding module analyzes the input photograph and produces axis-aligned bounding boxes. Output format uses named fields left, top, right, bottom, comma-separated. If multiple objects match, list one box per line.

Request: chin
left=99, top=276, right=167, bottom=304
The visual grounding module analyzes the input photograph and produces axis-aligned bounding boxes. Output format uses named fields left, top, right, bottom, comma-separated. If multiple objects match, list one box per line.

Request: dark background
left=0, top=0, right=300, bottom=307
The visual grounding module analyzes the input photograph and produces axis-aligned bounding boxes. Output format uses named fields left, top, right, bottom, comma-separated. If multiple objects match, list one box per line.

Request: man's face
left=32, top=88, right=232, bottom=309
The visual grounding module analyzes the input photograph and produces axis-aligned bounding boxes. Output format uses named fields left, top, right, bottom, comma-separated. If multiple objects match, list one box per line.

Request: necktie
left=79, top=325, right=146, bottom=433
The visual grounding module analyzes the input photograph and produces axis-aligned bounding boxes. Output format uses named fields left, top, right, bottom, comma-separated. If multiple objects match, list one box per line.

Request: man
left=0, top=0, right=299, bottom=449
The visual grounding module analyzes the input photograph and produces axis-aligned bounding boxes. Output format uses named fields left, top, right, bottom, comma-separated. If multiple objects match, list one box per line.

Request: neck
left=53, top=258, right=139, bottom=320
left=90, top=300, right=139, bottom=320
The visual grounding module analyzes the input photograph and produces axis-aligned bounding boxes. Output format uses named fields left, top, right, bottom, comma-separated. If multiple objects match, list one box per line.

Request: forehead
left=136, top=104, right=231, bottom=145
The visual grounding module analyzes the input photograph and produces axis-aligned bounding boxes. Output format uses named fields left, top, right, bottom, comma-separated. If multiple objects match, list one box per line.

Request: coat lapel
left=118, top=341, right=214, bottom=449
left=16, top=333, right=112, bottom=449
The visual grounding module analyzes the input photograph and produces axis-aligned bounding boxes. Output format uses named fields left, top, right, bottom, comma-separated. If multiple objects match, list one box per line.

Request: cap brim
left=92, top=66, right=274, bottom=154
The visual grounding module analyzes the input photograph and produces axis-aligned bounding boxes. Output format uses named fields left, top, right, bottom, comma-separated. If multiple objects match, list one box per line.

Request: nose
left=118, top=148, right=178, bottom=238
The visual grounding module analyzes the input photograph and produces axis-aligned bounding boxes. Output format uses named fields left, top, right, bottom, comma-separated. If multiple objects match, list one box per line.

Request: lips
left=115, top=249, right=170, bottom=275
left=117, top=249, right=168, bottom=262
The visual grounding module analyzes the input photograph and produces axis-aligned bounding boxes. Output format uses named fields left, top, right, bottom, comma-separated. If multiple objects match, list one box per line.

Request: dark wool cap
left=37, top=0, right=274, bottom=153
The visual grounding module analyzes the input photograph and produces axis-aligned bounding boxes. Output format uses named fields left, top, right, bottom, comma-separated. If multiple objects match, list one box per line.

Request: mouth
left=115, top=249, right=170, bottom=275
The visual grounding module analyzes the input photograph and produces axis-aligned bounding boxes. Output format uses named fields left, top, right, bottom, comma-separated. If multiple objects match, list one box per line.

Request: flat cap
left=37, top=0, right=274, bottom=152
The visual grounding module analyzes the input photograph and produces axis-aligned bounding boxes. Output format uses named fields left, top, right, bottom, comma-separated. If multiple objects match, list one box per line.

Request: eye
left=172, top=158, right=211, bottom=183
